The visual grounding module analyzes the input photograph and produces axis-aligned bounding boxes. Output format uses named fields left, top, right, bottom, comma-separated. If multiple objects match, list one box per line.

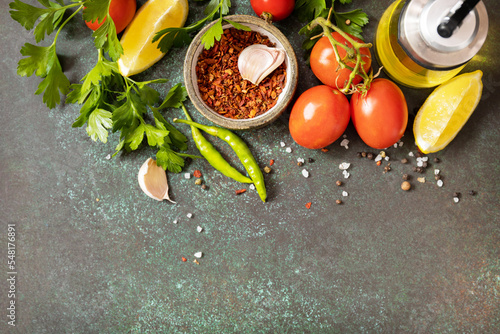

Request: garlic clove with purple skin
left=238, top=44, right=286, bottom=85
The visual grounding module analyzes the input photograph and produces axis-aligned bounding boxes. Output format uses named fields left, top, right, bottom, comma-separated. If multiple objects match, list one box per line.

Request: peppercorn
left=336, top=180, right=342, bottom=186
left=201, top=184, right=208, bottom=190
left=367, top=152, right=374, bottom=160
left=383, top=164, right=391, bottom=173
left=335, top=199, right=342, bottom=205
left=308, top=158, right=315, bottom=163
left=402, top=174, right=410, bottom=181
left=401, top=158, right=409, bottom=164
left=434, top=157, right=441, bottom=163
left=361, top=152, right=367, bottom=158
left=401, top=181, right=411, bottom=191
left=468, top=190, right=476, bottom=196
left=414, top=166, right=425, bottom=173
left=297, top=161, right=303, bottom=167
left=195, top=178, right=203, bottom=185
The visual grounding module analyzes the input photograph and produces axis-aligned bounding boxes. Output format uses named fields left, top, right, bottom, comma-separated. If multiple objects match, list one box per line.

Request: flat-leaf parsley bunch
left=8, top=0, right=238, bottom=172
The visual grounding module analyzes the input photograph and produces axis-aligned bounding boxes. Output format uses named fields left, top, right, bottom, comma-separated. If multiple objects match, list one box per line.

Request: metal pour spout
left=437, top=0, right=480, bottom=38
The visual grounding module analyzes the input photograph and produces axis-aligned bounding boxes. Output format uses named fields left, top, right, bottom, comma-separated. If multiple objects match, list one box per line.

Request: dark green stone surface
left=1, top=0, right=499, bottom=332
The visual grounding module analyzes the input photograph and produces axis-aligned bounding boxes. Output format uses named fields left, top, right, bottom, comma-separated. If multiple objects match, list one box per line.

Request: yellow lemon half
left=118, top=0, right=189, bottom=77
left=413, top=70, right=483, bottom=154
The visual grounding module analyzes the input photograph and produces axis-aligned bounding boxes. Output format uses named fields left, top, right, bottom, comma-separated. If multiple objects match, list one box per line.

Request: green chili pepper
left=174, top=118, right=267, bottom=202
left=180, top=104, right=253, bottom=184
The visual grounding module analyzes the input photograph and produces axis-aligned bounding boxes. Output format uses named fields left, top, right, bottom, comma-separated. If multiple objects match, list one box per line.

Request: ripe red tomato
left=289, top=85, right=350, bottom=149
left=250, top=0, right=295, bottom=22
left=350, top=79, right=408, bottom=149
left=85, top=0, right=137, bottom=34
left=310, top=32, right=371, bottom=90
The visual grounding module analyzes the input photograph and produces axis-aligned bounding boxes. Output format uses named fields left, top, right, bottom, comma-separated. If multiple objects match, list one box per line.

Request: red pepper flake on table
left=196, top=28, right=287, bottom=119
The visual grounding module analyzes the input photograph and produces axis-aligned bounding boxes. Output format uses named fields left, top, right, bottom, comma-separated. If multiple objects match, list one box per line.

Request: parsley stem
left=54, top=5, right=84, bottom=44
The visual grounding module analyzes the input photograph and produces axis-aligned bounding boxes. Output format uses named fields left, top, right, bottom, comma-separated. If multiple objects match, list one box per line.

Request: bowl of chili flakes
left=184, top=15, right=298, bottom=130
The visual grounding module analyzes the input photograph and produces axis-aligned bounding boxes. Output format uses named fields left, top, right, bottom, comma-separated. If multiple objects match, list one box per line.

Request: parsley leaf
left=201, top=18, right=223, bottom=49
left=295, top=0, right=327, bottom=22
left=87, top=108, right=113, bottom=143
left=83, top=0, right=123, bottom=61
left=153, top=0, right=232, bottom=53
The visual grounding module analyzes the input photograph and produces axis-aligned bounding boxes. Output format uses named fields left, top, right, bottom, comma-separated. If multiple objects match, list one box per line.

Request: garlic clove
left=238, top=44, right=286, bottom=85
left=138, top=157, right=175, bottom=203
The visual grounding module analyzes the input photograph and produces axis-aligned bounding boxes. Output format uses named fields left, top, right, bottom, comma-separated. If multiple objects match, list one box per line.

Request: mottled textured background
left=1, top=0, right=499, bottom=333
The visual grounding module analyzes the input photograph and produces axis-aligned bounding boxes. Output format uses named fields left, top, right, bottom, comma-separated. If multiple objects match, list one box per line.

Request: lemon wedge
left=413, top=70, right=483, bottom=154
left=118, top=0, right=189, bottom=77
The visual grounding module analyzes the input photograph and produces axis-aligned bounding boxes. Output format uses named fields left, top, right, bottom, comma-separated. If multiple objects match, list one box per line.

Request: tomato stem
left=309, top=11, right=373, bottom=94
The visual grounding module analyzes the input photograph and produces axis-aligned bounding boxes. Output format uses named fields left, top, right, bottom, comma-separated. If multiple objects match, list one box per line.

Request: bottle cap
left=398, top=0, right=488, bottom=70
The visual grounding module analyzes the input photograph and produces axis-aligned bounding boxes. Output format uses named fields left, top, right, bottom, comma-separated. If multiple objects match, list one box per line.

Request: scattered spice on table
left=305, top=202, right=312, bottom=209
left=193, top=169, right=202, bottom=178
left=263, top=166, right=272, bottom=174
left=196, top=28, right=287, bottom=119
left=269, top=159, right=275, bottom=166
left=235, top=188, right=247, bottom=195
left=182, top=257, right=187, bottom=262
left=401, top=181, right=411, bottom=191
left=336, top=199, right=343, bottom=205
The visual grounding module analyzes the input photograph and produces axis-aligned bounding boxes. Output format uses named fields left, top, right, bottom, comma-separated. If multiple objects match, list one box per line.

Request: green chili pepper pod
left=179, top=107, right=253, bottom=184
left=173, top=118, right=267, bottom=202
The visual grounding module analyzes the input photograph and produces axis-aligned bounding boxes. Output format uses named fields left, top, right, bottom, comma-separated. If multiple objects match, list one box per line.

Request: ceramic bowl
left=183, top=15, right=298, bottom=130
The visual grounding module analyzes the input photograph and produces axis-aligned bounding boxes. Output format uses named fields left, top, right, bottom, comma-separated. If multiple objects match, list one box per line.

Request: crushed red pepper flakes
left=321, top=148, right=329, bottom=152
left=235, top=189, right=247, bottom=195
left=305, top=202, right=312, bottom=209
left=269, top=159, right=275, bottom=166
left=196, top=28, right=287, bottom=120
left=376, top=160, right=382, bottom=166
left=193, top=170, right=202, bottom=178
left=182, top=257, right=187, bottom=262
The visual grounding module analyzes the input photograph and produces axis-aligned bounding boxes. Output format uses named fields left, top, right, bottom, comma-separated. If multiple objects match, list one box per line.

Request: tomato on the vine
left=350, top=79, right=408, bottom=149
left=310, top=32, right=371, bottom=90
left=85, top=0, right=137, bottom=34
left=289, top=85, right=350, bottom=149
left=250, top=0, right=295, bottom=22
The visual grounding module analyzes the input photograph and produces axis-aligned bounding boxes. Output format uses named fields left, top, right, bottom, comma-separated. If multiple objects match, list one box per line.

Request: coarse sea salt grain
left=339, top=162, right=350, bottom=170
left=384, top=156, right=390, bottom=161
left=453, top=197, right=460, bottom=203
left=408, top=152, right=414, bottom=157
left=342, top=191, right=348, bottom=197
left=173, top=219, right=178, bottom=224
left=249, top=184, right=256, bottom=190
left=297, top=157, right=305, bottom=163
left=434, top=169, right=440, bottom=175
left=375, top=155, right=383, bottom=162
left=194, top=252, right=203, bottom=258
left=302, top=169, right=309, bottom=178
left=196, top=226, right=203, bottom=233
left=437, top=179, right=444, bottom=187
left=186, top=213, right=193, bottom=218
left=280, top=141, right=286, bottom=147
left=285, top=147, right=292, bottom=153
left=417, top=160, right=424, bottom=167
left=184, top=173, right=191, bottom=179
left=105, top=154, right=111, bottom=160
left=342, top=170, right=350, bottom=179
left=340, top=139, right=349, bottom=149
left=399, top=141, right=404, bottom=147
